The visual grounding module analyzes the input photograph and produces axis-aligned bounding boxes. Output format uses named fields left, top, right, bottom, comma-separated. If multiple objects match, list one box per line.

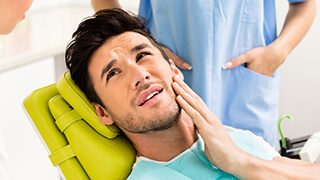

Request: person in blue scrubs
left=91, top=0, right=316, bottom=148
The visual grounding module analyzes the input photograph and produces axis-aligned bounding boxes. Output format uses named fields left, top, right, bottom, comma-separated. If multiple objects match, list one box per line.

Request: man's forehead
left=104, top=32, right=153, bottom=50
left=90, top=32, right=153, bottom=67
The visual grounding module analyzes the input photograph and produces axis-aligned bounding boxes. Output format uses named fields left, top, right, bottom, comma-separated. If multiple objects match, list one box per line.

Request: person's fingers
left=161, top=46, right=192, bottom=70
left=176, top=95, right=208, bottom=128
left=173, top=75, right=210, bottom=112
left=222, top=53, right=250, bottom=70
left=172, top=77, right=215, bottom=124
left=173, top=75, right=200, bottom=100
left=172, top=79, right=208, bottom=115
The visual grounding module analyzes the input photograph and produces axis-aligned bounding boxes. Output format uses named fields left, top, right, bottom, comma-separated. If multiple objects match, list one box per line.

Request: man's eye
left=136, top=52, right=151, bottom=62
left=107, top=69, right=120, bottom=81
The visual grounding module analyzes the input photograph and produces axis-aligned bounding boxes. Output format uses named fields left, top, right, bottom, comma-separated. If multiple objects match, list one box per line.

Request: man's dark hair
left=65, top=8, right=169, bottom=107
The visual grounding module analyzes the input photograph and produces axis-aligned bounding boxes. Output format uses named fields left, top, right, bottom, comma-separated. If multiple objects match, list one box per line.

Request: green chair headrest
left=56, top=71, right=120, bottom=139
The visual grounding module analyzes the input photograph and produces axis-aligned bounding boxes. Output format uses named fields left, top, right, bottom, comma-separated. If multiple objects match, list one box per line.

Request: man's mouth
left=137, top=86, right=163, bottom=106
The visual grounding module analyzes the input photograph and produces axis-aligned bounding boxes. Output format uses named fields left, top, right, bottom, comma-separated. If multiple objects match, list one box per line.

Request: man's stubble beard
left=107, top=91, right=181, bottom=134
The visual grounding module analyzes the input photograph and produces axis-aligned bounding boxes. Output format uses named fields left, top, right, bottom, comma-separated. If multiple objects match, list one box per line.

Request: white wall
left=29, top=0, right=68, bottom=11
left=276, top=1, right=320, bottom=142
left=0, top=58, right=58, bottom=180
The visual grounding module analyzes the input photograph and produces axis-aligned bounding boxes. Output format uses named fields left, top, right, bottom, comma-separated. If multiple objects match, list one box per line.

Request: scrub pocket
left=242, top=0, right=264, bottom=23
left=225, top=65, right=279, bottom=146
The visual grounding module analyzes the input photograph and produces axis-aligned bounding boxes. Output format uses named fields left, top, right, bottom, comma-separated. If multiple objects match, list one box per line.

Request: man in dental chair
left=65, top=9, right=320, bottom=179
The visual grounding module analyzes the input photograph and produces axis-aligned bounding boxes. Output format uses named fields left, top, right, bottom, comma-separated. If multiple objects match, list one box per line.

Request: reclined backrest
left=23, top=71, right=136, bottom=180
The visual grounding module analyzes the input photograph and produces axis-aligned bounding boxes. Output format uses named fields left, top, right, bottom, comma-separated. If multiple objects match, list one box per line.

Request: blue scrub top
left=139, top=0, right=308, bottom=148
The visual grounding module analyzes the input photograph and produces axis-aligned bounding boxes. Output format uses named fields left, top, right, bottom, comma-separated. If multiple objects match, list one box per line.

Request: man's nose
left=130, top=66, right=151, bottom=89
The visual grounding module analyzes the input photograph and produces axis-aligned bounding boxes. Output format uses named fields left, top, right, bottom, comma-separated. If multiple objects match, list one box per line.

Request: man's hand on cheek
left=171, top=75, right=249, bottom=175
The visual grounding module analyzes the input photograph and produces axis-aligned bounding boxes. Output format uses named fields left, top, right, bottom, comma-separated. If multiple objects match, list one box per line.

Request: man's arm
left=234, top=156, right=320, bottom=180
left=172, top=71, right=320, bottom=180
left=224, top=0, right=317, bottom=77
left=91, top=0, right=120, bottom=12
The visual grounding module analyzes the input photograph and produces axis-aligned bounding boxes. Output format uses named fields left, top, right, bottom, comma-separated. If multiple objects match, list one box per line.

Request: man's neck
left=125, top=110, right=198, bottom=162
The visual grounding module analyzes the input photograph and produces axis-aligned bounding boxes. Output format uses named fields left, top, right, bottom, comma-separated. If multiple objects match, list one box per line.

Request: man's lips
left=137, top=85, right=163, bottom=106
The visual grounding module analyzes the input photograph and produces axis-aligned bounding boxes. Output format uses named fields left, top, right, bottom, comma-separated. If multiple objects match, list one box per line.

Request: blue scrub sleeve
left=288, top=0, right=309, bottom=2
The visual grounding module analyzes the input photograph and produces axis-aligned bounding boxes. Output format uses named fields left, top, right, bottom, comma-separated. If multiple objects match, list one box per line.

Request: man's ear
left=169, top=59, right=184, bottom=80
left=92, top=102, right=114, bottom=125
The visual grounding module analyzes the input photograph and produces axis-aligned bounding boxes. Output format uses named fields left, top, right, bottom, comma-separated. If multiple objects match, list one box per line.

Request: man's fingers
left=176, top=95, right=207, bottom=128
left=172, top=81, right=199, bottom=109
left=172, top=78, right=212, bottom=121
left=172, top=76, right=206, bottom=110
left=173, top=75, right=201, bottom=102
left=161, top=46, right=192, bottom=70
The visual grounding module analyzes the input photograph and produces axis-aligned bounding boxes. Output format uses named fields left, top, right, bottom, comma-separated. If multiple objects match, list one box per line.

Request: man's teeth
left=145, top=91, right=159, bottom=102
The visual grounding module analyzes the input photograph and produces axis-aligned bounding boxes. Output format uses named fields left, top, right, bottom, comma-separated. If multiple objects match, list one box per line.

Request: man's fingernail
left=222, top=62, right=232, bottom=70
left=183, top=63, right=192, bottom=70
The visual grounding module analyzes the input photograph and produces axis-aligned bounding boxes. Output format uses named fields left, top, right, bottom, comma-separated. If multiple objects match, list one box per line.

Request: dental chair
left=23, top=71, right=136, bottom=180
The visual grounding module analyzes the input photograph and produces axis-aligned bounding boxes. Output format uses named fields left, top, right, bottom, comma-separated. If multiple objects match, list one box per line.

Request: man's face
left=88, top=32, right=180, bottom=134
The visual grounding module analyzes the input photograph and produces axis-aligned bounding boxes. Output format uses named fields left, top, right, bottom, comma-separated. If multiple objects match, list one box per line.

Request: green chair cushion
left=23, top=71, right=136, bottom=180
left=57, top=71, right=120, bottom=139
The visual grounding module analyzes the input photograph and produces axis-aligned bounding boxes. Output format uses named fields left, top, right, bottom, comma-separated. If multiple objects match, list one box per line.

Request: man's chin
left=124, top=101, right=181, bottom=134
left=140, top=102, right=181, bottom=134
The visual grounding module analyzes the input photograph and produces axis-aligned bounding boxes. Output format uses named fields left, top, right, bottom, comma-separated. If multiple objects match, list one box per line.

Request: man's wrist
left=230, top=154, right=264, bottom=180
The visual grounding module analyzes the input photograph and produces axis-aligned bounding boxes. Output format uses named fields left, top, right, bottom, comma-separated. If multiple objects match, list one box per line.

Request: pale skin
left=88, top=31, right=320, bottom=179
left=91, top=0, right=316, bottom=74
left=0, top=0, right=33, bottom=34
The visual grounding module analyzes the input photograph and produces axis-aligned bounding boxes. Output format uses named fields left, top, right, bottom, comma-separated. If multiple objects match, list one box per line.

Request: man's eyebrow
left=100, top=59, right=117, bottom=80
left=131, top=43, right=151, bottom=53
left=99, top=43, right=150, bottom=80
